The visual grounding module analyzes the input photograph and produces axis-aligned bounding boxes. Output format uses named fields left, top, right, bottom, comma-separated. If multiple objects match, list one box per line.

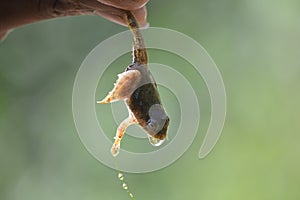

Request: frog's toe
left=148, top=135, right=166, bottom=147
left=97, top=95, right=112, bottom=104
left=111, top=144, right=120, bottom=157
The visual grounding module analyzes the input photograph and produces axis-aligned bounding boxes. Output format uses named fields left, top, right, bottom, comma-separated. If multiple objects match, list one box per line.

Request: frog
left=97, top=11, right=170, bottom=156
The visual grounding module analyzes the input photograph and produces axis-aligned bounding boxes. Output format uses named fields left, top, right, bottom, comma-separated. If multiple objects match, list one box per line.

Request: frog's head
left=144, top=104, right=170, bottom=146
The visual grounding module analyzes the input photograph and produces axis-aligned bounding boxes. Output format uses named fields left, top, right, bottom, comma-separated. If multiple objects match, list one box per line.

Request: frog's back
left=127, top=82, right=161, bottom=126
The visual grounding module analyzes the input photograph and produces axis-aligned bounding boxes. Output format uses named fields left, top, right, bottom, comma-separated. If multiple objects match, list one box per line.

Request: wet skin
left=98, top=11, right=169, bottom=156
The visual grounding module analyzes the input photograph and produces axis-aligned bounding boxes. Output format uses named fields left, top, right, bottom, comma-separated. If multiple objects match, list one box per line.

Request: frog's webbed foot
left=147, top=135, right=166, bottom=147
left=97, top=69, right=141, bottom=104
left=111, top=116, right=137, bottom=156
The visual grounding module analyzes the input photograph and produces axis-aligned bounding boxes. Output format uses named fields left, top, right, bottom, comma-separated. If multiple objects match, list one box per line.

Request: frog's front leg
left=97, top=69, right=141, bottom=104
left=111, top=115, right=137, bottom=156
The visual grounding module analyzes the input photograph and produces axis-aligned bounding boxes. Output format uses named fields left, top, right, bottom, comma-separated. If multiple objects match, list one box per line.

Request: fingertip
left=131, top=6, right=149, bottom=28
left=97, top=0, right=149, bottom=10
left=94, top=5, right=148, bottom=28
left=140, top=22, right=150, bottom=29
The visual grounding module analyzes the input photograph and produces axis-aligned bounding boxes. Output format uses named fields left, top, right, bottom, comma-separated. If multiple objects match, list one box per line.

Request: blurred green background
left=1, top=0, right=300, bottom=199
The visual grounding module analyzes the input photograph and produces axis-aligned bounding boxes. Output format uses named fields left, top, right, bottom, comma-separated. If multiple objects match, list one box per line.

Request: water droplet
left=122, top=183, right=128, bottom=190
left=118, top=173, right=124, bottom=181
left=129, top=193, right=134, bottom=198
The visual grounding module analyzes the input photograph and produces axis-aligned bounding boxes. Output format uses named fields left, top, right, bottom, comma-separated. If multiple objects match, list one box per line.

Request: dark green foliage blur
left=1, top=0, right=300, bottom=199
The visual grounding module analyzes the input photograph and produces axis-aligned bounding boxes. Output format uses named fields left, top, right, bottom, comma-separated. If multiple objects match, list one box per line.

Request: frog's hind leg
left=111, top=116, right=137, bottom=156
left=97, top=69, right=141, bottom=104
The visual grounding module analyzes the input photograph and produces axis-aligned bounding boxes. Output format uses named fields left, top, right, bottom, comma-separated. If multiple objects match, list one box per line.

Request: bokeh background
left=1, top=0, right=300, bottom=199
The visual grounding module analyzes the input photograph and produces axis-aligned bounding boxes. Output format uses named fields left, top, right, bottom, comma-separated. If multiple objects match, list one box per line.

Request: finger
left=54, top=0, right=148, bottom=27
left=97, top=0, right=149, bottom=10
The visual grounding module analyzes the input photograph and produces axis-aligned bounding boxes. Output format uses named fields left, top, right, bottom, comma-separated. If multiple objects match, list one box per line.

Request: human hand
left=0, top=0, right=149, bottom=41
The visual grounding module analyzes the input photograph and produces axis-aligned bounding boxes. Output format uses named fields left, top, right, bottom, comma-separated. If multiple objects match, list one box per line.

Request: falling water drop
left=114, top=158, right=135, bottom=199
left=122, top=183, right=128, bottom=190
left=118, top=173, right=124, bottom=181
